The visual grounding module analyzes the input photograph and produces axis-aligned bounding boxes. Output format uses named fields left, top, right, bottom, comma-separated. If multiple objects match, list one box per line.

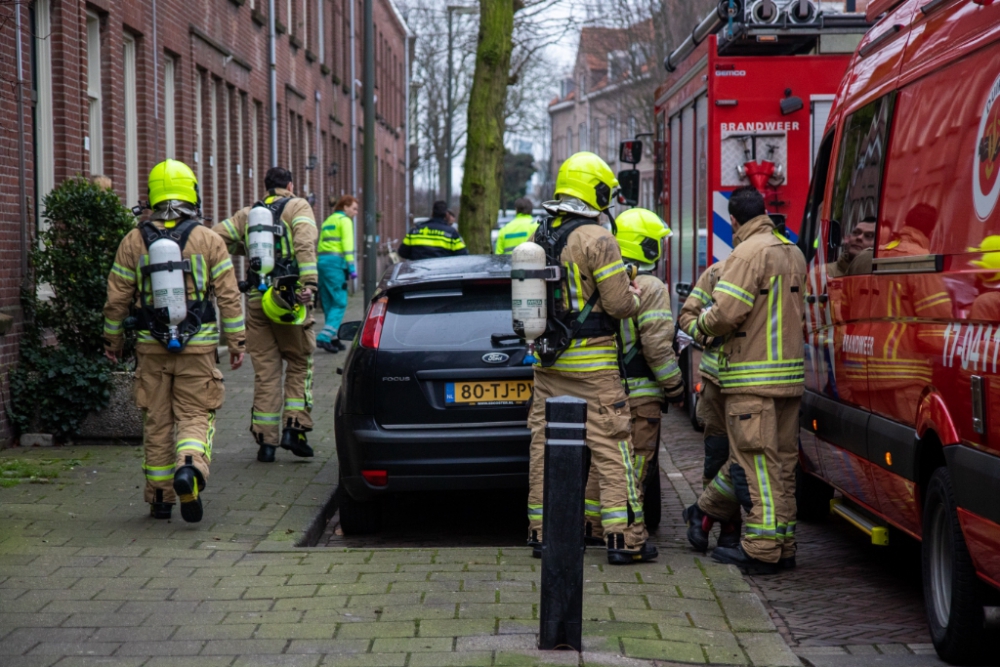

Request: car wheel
left=338, top=486, right=382, bottom=535
left=643, top=451, right=662, bottom=532
left=794, top=463, right=833, bottom=521
left=922, top=467, right=989, bottom=665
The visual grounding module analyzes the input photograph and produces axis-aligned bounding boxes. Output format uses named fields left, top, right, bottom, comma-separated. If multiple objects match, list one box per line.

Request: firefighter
left=103, top=159, right=245, bottom=523
left=495, top=198, right=539, bottom=255
left=398, top=200, right=468, bottom=259
left=583, top=208, right=683, bottom=545
left=676, top=257, right=742, bottom=551
left=527, top=151, right=657, bottom=565
left=316, top=195, right=358, bottom=353
left=216, top=167, right=318, bottom=463
left=683, top=186, right=807, bottom=575
left=970, top=236, right=1000, bottom=319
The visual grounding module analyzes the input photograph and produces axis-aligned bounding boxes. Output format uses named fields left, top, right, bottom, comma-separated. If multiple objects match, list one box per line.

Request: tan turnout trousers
left=585, top=401, right=659, bottom=541
left=698, top=379, right=729, bottom=487
left=528, top=368, right=647, bottom=549
left=699, top=394, right=799, bottom=563
left=247, top=302, right=316, bottom=445
left=135, top=352, right=224, bottom=503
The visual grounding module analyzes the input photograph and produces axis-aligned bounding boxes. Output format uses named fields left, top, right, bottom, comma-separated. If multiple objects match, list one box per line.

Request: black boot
left=584, top=521, right=605, bottom=546
left=173, top=456, right=205, bottom=523
left=778, top=555, right=797, bottom=570
left=280, top=426, right=314, bottom=458
left=711, top=544, right=779, bottom=575
left=682, top=503, right=714, bottom=553
left=257, top=444, right=276, bottom=463
left=150, top=489, right=173, bottom=519
left=717, top=519, right=742, bottom=549
left=606, top=533, right=658, bottom=564
left=318, top=340, right=340, bottom=353
left=527, top=530, right=542, bottom=559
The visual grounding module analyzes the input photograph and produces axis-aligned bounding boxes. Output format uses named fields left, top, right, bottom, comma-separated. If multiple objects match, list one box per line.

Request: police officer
left=495, top=198, right=538, bottom=254
left=684, top=186, right=807, bottom=574
left=103, top=159, right=245, bottom=523
left=527, top=151, right=657, bottom=565
left=399, top=200, right=468, bottom=259
left=583, top=208, right=683, bottom=546
left=215, top=167, right=319, bottom=463
left=316, top=195, right=358, bottom=352
left=677, top=257, right=742, bottom=551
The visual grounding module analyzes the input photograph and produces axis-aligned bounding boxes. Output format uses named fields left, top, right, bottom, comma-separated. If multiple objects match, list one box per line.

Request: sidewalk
left=0, top=296, right=799, bottom=667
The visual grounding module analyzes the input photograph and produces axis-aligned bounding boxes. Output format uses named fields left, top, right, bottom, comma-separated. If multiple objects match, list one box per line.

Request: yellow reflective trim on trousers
left=711, top=469, right=736, bottom=501
left=601, top=506, right=629, bottom=525
left=205, top=411, right=215, bottom=460
left=715, top=281, right=754, bottom=307
left=617, top=440, right=640, bottom=512
left=143, top=462, right=174, bottom=482
left=753, top=454, right=775, bottom=535
left=177, top=438, right=207, bottom=454
left=634, top=455, right=647, bottom=488
left=585, top=499, right=601, bottom=518
left=527, top=504, right=543, bottom=520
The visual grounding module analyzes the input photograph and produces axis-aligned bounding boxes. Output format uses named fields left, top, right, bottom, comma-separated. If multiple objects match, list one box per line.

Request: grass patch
left=0, top=458, right=84, bottom=486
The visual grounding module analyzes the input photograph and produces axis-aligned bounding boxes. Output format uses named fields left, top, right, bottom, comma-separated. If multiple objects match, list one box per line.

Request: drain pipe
left=152, top=0, right=160, bottom=159
left=269, top=0, right=278, bottom=164
left=15, top=1, right=28, bottom=280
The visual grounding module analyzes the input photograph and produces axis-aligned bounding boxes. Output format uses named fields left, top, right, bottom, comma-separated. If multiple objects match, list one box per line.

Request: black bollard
left=538, top=396, right=588, bottom=651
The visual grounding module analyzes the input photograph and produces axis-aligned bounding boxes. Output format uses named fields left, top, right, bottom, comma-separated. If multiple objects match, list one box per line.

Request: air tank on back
left=247, top=205, right=276, bottom=291
left=511, top=242, right=547, bottom=364
left=148, top=237, right=188, bottom=352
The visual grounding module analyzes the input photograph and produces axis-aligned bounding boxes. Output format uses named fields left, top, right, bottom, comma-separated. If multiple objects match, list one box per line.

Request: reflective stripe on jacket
left=620, top=274, right=682, bottom=405
left=678, top=259, right=727, bottom=385
left=318, top=211, right=355, bottom=266
left=696, top=215, right=807, bottom=397
left=398, top=219, right=468, bottom=260
left=495, top=214, right=539, bottom=254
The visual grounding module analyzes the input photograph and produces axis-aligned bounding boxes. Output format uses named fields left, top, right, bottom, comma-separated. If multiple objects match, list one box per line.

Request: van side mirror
left=338, top=321, right=362, bottom=341
left=780, top=89, right=804, bottom=115
left=617, top=169, right=641, bottom=206
left=619, top=140, right=643, bottom=164
left=675, top=282, right=692, bottom=299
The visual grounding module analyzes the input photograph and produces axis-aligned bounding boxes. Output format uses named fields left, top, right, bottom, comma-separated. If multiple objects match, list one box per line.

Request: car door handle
left=806, top=295, right=817, bottom=304
left=491, top=333, right=523, bottom=347
left=805, top=294, right=829, bottom=304
left=818, top=294, right=829, bottom=304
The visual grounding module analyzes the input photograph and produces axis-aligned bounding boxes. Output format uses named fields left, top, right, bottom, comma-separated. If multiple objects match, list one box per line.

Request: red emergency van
left=795, top=0, right=1000, bottom=661
left=648, top=3, right=870, bottom=418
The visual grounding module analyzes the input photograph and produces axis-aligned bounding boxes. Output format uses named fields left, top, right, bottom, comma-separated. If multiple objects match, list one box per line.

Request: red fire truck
left=793, top=0, right=1000, bottom=661
left=647, top=2, right=871, bottom=417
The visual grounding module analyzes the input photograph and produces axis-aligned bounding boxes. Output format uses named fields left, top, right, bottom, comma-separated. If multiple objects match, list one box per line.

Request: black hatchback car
left=334, top=256, right=534, bottom=533
left=334, top=255, right=663, bottom=535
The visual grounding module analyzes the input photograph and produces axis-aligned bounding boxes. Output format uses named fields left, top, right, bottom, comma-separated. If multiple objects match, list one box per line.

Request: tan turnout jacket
left=544, top=218, right=640, bottom=374
left=695, top=215, right=807, bottom=397
left=103, top=217, right=245, bottom=356
left=620, top=274, right=682, bottom=405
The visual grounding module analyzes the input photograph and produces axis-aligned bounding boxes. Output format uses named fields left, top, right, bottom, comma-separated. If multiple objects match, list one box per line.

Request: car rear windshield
left=380, top=283, right=515, bottom=350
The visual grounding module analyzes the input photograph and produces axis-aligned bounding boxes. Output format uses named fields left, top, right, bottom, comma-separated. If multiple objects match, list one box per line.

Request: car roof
left=378, top=254, right=512, bottom=293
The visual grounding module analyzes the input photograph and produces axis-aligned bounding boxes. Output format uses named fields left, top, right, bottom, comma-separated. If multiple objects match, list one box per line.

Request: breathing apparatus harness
left=531, top=212, right=628, bottom=372
left=239, top=194, right=301, bottom=303
left=129, top=218, right=216, bottom=351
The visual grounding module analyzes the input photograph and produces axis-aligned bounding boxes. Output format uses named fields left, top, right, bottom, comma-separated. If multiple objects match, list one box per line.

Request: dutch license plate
left=445, top=380, right=533, bottom=406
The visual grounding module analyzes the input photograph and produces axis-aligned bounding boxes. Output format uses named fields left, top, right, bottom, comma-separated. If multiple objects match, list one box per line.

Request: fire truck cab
left=650, top=1, right=871, bottom=419
left=795, top=0, right=1000, bottom=661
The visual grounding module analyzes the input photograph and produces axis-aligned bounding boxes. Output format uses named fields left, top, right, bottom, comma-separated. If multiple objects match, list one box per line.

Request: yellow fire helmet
left=555, top=152, right=620, bottom=212
left=261, top=286, right=307, bottom=325
left=148, top=159, right=199, bottom=208
left=614, top=207, right=672, bottom=267
left=970, top=235, right=1000, bottom=283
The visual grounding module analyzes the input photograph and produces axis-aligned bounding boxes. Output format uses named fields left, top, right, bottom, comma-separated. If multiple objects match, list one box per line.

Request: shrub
left=7, top=177, right=137, bottom=440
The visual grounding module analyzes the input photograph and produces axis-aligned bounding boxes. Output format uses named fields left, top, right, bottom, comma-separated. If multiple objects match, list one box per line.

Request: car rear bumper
left=336, top=414, right=531, bottom=502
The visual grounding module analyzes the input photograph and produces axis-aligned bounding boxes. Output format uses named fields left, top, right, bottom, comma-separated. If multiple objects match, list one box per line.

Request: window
left=251, top=100, right=261, bottom=199
left=164, top=55, right=176, bottom=159
left=592, top=121, right=601, bottom=160
left=627, top=116, right=636, bottom=141
left=210, top=77, right=218, bottom=224
left=86, top=12, right=103, bottom=176
left=828, top=94, right=895, bottom=271
left=317, top=0, right=325, bottom=63
left=237, top=93, right=245, bottom=207
left=800, top=132, right=834, bottom=264
left=123, top=34, right=138, bottom=206
left=578, top=122, right=587, bottom=152
left=566, top=128, right=572, bottom=160
left=195, top=71, right=204, bottom=186
left=607, top=115, right=617, bottom=162
left=32, top=0, right=54, bottom=231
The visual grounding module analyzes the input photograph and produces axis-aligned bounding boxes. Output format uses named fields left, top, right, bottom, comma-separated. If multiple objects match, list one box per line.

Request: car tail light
left=361, top=469, right=388, bottom=486
left=360, top=297, right=387, bottom=349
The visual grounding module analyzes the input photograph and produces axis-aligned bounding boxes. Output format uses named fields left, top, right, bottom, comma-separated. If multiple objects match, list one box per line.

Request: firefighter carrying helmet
left=615, top=207, right=672, bottom=267
left=970, top=235, right=1000, bottom=283
left=148, top=159, right=199, bottom=208
left=555, top=152, right=620, bottom=212
left=261, top=286, right=307, bottom=325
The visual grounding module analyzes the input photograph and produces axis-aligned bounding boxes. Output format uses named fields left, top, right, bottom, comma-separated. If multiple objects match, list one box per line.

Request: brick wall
left=0, top=0, right=410, bottom=446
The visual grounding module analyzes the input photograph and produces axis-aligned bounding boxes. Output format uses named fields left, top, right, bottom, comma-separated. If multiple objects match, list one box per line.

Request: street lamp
left=445, top=4, right=477, bottom=209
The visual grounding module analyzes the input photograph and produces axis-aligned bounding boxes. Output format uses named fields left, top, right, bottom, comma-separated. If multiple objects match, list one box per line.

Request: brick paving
left=0, top=295, right=803, bottom=667
left=656, top=408, right=946, bottom=667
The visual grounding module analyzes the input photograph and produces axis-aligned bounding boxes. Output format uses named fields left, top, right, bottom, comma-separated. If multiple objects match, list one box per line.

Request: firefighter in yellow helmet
left=215, top=167, right=319, bottom=463
left=582, top=208, right=683, bottom=545
left=969, top=236, right=1000, bottom=320
left=527, top=152, right=657, bottom=564
left=103, top=159, right=246, bottom=522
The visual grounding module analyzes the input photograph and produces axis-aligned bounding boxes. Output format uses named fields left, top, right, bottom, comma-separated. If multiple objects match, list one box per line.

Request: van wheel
left=922, top=467, right=989, bottom=665
left=338, top=486, right=382, bottom=535
left=795, top=464, right=833, bottom=521
left=643, top=452, right=662, bottom=532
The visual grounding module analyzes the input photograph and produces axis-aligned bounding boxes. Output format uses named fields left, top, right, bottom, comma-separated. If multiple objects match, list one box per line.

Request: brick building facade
left=0, top=0, right=410, bottom=444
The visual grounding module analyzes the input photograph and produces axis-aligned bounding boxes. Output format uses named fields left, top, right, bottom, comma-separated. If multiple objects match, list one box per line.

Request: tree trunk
left=458, top=0, right=516, bottom=254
